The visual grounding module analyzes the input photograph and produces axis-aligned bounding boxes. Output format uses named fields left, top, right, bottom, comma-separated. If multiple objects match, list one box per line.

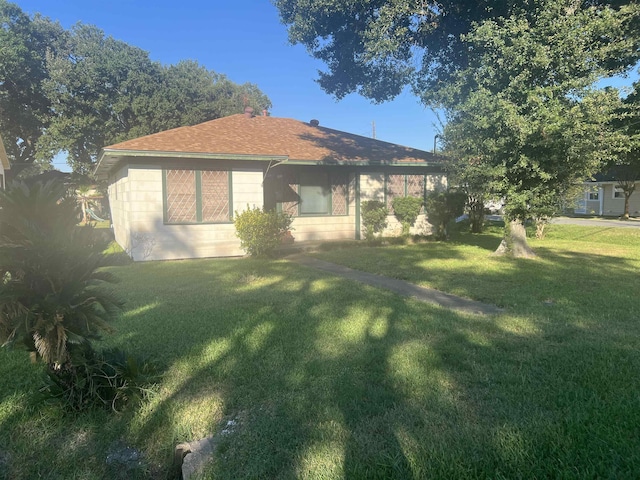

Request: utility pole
left=372, top=121, right=376, bottom=139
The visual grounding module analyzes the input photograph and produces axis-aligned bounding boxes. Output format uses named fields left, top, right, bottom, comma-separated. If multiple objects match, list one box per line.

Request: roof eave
left=286, top=159, right=445, bottom=167
left=94, top=149, right=290, bottom=180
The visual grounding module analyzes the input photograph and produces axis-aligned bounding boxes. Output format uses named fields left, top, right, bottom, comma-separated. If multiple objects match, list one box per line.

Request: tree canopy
left=0, top=1, right=272, bottom=176
left=276, top=0, right=640, bottom=254
left=439, top=7, right=631, bottom=221
left=274, top=0, right=640, bottom=104
left=0, top=1, right=64, bottom=176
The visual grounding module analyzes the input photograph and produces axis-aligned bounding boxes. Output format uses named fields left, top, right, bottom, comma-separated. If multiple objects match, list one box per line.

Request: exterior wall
left=110, top=164, right=263, bottom=261
left=602, top=183, right=640, bottom=216
left=359, top=172, right=446, bottom=237
left=289, top=172, right=357, bottom=241
left=576, top=182, right=640, bottom=217
left=108, top=165, right=131, bottom=252
left=108, top=164, right=448, bottom=260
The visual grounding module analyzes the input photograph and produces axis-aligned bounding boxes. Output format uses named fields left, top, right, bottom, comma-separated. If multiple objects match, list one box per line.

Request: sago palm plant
left=0, top=180, right=122, bottom=369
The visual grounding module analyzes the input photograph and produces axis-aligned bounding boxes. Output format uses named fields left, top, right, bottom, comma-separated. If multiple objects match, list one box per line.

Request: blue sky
left=16, top=0, right=441, bottom=172
left=15, top=0, right=640, bottom=172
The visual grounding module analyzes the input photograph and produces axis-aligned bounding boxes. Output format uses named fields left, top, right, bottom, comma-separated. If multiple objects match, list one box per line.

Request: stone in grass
left=181, top=435, right=218, bottom=480
left=181, top=419, right=238, bottom=480
left=106, top=442, right=145, bottom=474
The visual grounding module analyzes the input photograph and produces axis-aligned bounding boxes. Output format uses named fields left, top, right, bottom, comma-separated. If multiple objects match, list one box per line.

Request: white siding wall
left=289, top=173, right=357, bottom=241
left=110, top=166, right=263, bottom=261
left=108, top=165, right=131, bottom=252
left=109, top=167, right=447, bottom=260
left=359, top=173, right=445, bottom=237
left=232, top=170, right=264, bottom=214
left=602, top=183, right=640, bottom=216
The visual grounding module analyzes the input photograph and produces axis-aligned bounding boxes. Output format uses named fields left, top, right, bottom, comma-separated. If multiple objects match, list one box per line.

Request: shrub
left=392, top=196, right=423, bottom=235
left=361, top=200, right=388, bottom=241
left=425, top=190, right=466, bottom=240
left=234, top=206, right=293, bottom=257
left=0, top=180, right=154, bottom=411
left=40, top=345, right=158, bottom=412
left=0, top=180, right=122, bottom=367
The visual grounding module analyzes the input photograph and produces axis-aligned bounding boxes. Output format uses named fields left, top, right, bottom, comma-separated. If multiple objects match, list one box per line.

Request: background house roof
left=96, top=114, right=443, bottom=178
left=0, top=133, right=10, bottom=171
left=589, top=165, right=640, bottom=183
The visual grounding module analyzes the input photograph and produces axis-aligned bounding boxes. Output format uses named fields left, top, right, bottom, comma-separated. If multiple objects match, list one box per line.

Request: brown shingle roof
left=96, top=114, right=441, bottom=178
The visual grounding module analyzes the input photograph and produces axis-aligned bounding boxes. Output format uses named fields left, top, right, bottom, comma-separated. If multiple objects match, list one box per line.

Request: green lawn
left=1, top=224, right=639, bottom=479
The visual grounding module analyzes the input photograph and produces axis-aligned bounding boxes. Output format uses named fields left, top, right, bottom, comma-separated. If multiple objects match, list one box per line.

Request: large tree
left=0, top=0, right=63, bottom=176
left=41, top=25, right=272, bottom=175
left=274, top=0, right=639, bottom=104
left=38, top=24, right=164, bottom=175
left=275, top=0, right=640, bottom=255
left=1, top=1, right=272, bottom=177
left=147, top=60, right=272, bottom=133
left=608, top=81, right=640, bottom=219
left=440, top=9, right=631, bottom=253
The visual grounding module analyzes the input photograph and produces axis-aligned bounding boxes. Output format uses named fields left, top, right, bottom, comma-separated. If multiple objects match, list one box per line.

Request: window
left=299, top=172, right=330, bottom=214
left=279, top=171, right=349, bottom=216
left=588, top=192, right=599, bottom=200
left=164, top=169, right=231, bottom=224
left=613, top=186, right=625, bottom=199
left=386, top=174, right=425, bottom=211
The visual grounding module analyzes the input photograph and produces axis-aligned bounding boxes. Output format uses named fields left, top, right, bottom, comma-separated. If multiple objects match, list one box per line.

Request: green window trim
left=385, top=174, right=428, bottom=213
left=162, top=169, right=233, bottom=225
left=279, top=172, right=350, bottom=217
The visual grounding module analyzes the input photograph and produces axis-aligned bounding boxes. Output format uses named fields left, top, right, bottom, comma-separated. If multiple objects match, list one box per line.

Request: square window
left=588, top=192, right=599, bottom=200
left=164, top=169, right=231, bottom=224
left=613, top=187, right=624, bottom=199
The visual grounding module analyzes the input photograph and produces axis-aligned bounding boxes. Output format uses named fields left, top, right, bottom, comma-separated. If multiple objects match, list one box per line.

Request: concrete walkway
left=288, top=254, right=503, bottom=316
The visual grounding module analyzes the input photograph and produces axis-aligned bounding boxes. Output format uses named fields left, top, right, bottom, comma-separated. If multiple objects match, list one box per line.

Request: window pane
left=201, top=170, right=229, bottom=222
left=300, top=172, right=330, bottom=214
left=387, top=174, right=404, bottom=212
left=406, top=175, right=425, bottom=198
left=166, top=169, right=196, bottom=223
left=332, top=173, right=348, bottom=215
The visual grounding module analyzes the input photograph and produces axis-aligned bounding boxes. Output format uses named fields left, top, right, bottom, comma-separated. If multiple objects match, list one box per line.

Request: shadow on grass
left=2, top=236, right=640, bottom=478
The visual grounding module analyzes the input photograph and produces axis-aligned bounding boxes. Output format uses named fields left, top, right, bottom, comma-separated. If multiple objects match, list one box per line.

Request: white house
left=95, top=112, right=447, bottom=261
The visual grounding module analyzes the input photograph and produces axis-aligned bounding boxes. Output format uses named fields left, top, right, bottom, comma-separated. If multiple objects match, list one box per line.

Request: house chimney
left=262, top=109, right=268, bottom=117
left=309, top=119, right=319, bottom=127
left=244, top=106, right=254, bottom=118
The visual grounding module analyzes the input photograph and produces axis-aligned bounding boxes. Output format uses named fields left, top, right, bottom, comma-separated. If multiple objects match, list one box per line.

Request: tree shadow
left=2, top=242, right=640, bottom=479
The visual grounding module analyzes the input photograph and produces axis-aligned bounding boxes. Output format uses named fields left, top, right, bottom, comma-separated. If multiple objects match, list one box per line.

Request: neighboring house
left=95, top=111, right=446, bottom=261
left=0, top=133, right=10, bottom=189
left=574, top=167, right=640, bottom=217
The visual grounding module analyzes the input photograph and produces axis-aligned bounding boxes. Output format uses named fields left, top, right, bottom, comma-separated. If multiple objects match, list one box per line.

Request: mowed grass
left=1, top=224, right=639, bottom=479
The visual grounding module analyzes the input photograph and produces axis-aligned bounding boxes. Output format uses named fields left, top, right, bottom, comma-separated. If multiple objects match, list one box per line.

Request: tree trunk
left=492, top=220, right=537, bottom=258
left=623, top=192, right=631, bottom=220
left=535, top=217, right=548, bottom=239
left=469, top=197, right=484, bottom=233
